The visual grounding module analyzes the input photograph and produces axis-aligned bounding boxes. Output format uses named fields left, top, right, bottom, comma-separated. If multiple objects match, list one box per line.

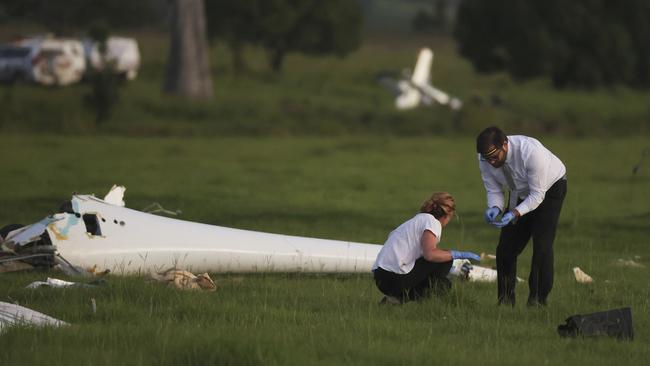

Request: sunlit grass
left=0, top=135, right=648, bottom=364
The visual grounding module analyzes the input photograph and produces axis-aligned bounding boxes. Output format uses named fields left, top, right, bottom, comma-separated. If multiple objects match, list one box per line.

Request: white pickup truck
left=0, top=45, right=35, bottom=83
left=13, top=36, right=86, bottom=86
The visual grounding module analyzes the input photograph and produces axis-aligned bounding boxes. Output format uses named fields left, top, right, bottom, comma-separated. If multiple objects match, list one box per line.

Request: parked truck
left=0, top=45, right=35, bottom=84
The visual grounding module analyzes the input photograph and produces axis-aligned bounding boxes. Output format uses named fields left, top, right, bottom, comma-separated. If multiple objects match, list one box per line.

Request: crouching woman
left=372, top=192, right=480, bottom=304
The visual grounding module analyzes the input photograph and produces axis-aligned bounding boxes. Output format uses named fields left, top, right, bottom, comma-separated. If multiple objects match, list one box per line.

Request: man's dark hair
left=476, top=126, right=507, bottom=154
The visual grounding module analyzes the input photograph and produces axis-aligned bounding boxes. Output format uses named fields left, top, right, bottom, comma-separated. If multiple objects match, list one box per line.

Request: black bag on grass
left=557, top=307, right=633, bottom=340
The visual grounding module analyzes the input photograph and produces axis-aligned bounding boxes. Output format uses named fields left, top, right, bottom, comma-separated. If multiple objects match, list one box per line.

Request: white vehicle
left=0, top=45, right=35, bottom=83
left=16, top=37, right=86, bottom=86
left=378, top=48, right=462, bottom=111
left=83, top=36, right=140, bottom=80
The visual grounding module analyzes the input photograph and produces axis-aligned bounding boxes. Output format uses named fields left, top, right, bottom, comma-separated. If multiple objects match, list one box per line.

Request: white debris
left=615, top=259, right=645, bottom=268
left=447, top=259, right=472, bottom=280
left=573, top=267, right=594, bottom=284
left=25, top=277, right=99, bottom=289
left=467, top=265, right=498, bottom=282
left=448, top=259, right=523, bottom=283
left=151, top=268, right=217, bottom=291
left=480, top=253, right=497, bottom=261
left=0, top=301, right=69, bottom=333
left=103, top=184, right=126, bottom=206
left=26, top=277, right=80, bottom=289
left=2, top=217, right=60, bottom=250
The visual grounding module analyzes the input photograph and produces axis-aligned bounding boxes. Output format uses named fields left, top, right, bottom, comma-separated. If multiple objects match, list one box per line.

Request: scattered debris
left=0, top=259, right=33, bottom=273
left=447, top=259, right=523, bottom=283
left=447, top=259, right=472, bottom=280
left=103, top=184, right=126, bottom=206
left=615, top=258, right=645, bottom=268
left=573, top=267, right=594, bottom=284
left=0, top=301, right=69, bottom=333
left=151, top=268, right=217, bottom=291
left=480, top=252, right=497, bottom=261
left=377, top=48, right=462, bottom=111
left=25, top=277, right=101, bottom=289
left=142, top=202, right=182, bottom=216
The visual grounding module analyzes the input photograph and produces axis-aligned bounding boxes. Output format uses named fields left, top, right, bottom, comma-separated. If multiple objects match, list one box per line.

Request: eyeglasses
left=480, top=146, right=502, bottom=163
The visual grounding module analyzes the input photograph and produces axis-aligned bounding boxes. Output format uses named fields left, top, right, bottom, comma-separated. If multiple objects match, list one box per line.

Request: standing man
left=476, top=127, right=567, bottom=306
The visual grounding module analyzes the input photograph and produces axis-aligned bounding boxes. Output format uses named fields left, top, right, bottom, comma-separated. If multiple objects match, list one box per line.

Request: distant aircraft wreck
left=1, top=186, right=495, bottom=282
left=377, top=47, right=462, bottom=111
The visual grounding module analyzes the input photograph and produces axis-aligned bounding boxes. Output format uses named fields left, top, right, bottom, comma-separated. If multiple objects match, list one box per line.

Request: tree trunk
left=269, top=48, right=286, bottom=73
left=229, top=40, right=247, bottom=74
left=164, top=0, right=213, bottom=98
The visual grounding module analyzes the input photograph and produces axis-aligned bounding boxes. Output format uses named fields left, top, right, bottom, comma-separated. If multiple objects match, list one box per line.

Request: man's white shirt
left=478, top=135, right=566, bottom=216
left=372, top=213, right=442, bottom=274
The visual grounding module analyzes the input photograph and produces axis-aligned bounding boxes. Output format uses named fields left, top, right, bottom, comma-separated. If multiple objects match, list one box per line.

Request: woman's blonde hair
left=420, top=192, right=455, bottom=219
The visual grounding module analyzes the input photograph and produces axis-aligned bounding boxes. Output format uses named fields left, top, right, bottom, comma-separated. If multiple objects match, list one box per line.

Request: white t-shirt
left=372, top=213, right=442, bottom=274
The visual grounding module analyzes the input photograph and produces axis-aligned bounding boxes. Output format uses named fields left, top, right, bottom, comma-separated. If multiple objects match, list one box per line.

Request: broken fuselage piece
left=2, top=193, right=381, bottom=275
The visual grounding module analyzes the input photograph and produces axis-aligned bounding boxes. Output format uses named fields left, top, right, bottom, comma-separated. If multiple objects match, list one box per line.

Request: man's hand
left=450, top=250, right=481, bottom=262
left=493, top=211, right=516, bottom=228
left=484, top=207, right=501, bottom=223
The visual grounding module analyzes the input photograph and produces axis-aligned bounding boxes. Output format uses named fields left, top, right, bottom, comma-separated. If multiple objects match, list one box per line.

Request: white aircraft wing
left=395, top=80, right=421, bottom=110
left=411, top=48, right=433, bottom=86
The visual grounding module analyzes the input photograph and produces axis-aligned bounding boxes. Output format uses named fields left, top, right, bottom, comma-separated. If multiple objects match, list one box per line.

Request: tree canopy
left=454, top=0, right=650, bottom=89
left=205, top=0, right=363, bottom=72
left=0, top=0, right=163, bottom=34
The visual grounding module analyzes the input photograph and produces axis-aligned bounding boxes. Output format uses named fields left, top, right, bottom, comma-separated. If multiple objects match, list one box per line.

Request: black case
left=558, top=307, right=633, bottom=340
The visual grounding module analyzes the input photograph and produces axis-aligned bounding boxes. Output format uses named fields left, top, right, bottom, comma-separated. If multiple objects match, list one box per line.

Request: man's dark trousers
left=496, top=178, right=567, bottom=306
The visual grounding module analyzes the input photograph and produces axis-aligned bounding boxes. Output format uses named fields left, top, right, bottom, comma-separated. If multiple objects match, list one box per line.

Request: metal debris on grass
left=0, top=301, right=70, bottom=333
left=615, top=258, right=645, bottom=268
left=573, top=267, right=594, bottom=284
left=150, top=268, right=217, bottom=291
left=25, top=277, right=100, bottom=289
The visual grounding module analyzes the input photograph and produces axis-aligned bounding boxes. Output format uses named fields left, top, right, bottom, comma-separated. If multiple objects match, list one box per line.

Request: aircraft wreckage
left=0, top=186, right=497, bottom=281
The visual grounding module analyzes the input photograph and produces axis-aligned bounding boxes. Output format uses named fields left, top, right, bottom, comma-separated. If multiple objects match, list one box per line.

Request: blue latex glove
left=493, top=211, right=516, bottom=228
left=484, top=207, right=501, bottom=223
left=450, top=250, right=481, bottom=262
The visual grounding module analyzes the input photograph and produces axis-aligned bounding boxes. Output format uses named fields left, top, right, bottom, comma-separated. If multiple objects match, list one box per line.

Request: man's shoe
left=378, top=295, right=402, bottom=305
left=498, top=297, right=515, bottom=307
left=527, top=297, right=547, bottom=307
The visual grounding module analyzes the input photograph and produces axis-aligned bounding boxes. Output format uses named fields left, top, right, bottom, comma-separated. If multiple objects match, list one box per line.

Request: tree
left=454, top=0, right=650, bottom=89
left=412, top=0, right=452, bottom=33
left=204, top=0, right=363, bottom=73
left=0, top=0, right=162, bottom=34
left=164, top=0, right=213, bottom=99
left=204, top=0, right=261, bottom=73
left=260, top=0, right=362, bottom=72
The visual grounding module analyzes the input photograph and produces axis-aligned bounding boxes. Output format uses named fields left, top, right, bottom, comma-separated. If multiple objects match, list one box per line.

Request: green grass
left=0, top=135, right=649, bottom=365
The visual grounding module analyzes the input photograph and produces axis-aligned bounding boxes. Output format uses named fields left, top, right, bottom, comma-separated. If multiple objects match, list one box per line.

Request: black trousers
left=373, top=258, right=453, bottom=302
left=497, top=178, right=567, bottom=306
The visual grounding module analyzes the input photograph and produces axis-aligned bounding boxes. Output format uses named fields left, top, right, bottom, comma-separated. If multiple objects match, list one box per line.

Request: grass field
left=1, top=29, right=649, bottom=137
left=1, top=135, right=649, bottom=365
